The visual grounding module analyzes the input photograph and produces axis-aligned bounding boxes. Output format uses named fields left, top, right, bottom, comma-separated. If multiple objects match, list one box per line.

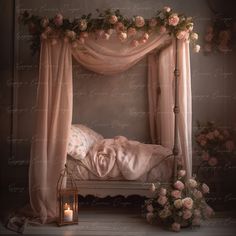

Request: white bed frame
left=71, top=39, right=180, bottom=197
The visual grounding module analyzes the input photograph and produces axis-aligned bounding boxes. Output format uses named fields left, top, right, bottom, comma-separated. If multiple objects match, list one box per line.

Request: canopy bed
left=20, top=7, right=198, bottom=223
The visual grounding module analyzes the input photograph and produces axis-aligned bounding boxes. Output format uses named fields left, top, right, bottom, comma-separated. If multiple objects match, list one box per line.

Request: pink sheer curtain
left=147, top=40, right=192, bottom=177
left=29, top=40, right=73, bottom=223
left=29, top=31, right=192, bottom=223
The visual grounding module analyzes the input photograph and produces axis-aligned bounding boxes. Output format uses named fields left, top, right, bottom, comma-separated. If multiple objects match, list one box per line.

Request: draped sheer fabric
left=29, top=31, right=192, bottom=223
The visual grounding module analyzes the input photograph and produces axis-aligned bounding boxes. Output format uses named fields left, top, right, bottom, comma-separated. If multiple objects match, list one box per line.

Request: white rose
left=174, top=199, right=183, bottom=209
left=191, top=32, right=198, bottom=40
left=79, top=19, right=87, bottom=31
left=188, top=178, right=198, bottom=188
left=193, top=44, right=201, bottom=53
left=118, top=32, right=127, bottom=42
left=135, top=16, right=145, bottom=27
left=163, top=6, right=171, bottom=12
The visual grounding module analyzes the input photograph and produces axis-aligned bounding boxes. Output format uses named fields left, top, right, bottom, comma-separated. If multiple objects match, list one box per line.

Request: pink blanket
left=67, top=136, right=173, bottom=182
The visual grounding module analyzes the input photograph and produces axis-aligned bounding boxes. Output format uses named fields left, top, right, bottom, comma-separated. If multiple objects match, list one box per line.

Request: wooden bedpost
left=173, top=38, right=179, bottom=182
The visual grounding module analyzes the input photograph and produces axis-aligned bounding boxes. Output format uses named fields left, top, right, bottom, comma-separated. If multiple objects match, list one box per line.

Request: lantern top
left=57, top=163, right=78, bottom=192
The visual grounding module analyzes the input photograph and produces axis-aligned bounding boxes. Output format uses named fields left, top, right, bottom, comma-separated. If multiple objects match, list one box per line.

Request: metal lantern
left=57, top=164, right=79, bottom=226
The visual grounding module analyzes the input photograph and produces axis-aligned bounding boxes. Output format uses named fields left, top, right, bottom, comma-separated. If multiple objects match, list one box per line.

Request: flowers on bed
left=195, top=121, right=236, bottom=168
left=144, top=169, right=214, bottom=232
left=19, top=6, right=200, bottom=55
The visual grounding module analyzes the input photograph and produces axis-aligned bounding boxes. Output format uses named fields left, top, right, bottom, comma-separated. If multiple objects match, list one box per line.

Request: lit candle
left=64, top=207, right=73, bottom=222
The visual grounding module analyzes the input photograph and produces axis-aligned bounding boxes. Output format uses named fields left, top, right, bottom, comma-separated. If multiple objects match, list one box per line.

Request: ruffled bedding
left=67, top=134, right=173, bottom=182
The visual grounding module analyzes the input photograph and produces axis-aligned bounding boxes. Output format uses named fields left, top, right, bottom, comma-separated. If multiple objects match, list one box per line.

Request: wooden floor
left=1, top=206, right=236, bottom=236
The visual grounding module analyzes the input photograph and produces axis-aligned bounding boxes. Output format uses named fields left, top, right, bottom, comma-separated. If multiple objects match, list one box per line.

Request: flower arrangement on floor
left=19, top=6, right=200, bottom=54
left=144, top=169, right=214, bottom=232
left=195, top=121, right=236, bottom=169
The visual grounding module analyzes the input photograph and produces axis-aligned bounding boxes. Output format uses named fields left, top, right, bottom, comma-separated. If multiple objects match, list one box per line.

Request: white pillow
left=67, top=124, right=103, bottom=160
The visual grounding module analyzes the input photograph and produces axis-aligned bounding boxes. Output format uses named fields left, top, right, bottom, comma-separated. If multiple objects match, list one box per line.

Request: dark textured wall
left=0, top=0, right=236, bottom=211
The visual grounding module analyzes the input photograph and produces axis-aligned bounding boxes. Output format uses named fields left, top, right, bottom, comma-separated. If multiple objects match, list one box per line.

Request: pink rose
left=225, top=140, right=235, bottom=152
left=171, top=190, right=181, bottom=199
left=115, top=22, right=125, bottom=32
left=146, top=204, right=154, bottom=212
left=203, top=206, right=214, bottom=218
left=174, top=199, right=183, bottom=209
left=194, top=209, right=201, bottom=217
left=178, top=169, right=186, bottom=177
left=202, top=183, right=210, bottom=194
left=192, top=217, right=201, bottom=226
left=182, top=197, right=193, bottom=209
left=135, top=16, right=145, bottom=27
left=208, top=157, right=218, bottom=166
left=157, top=196, right=167, bottom=206
left=40, top=17, right=49, bottom=28
left=159, top=187, right=167, bottom=196
left=109, top=15, right=118, bottom=24
left=171, top=222, right=180, bottom=232
left=118, top=32, right=127, bottom=42
left=54, top=13, right=63, bottom=26
left=193, top=189, right=203, bottom=199
left=174, top=180, right=185, bottom=190
left=149, top=18, right=158, bottom=27
left=183, top=209, right=192, bottom=219
left=149, top=183, right=156, bottom=193
left=168, top=13, right=179, bottom=26
left=127, top=27, right=137, bottom=37
left=131, top=39, right=139, bottom=47
left=188, top=178, right=198, bottom=188
left=146, top=212, right=153, bottom=223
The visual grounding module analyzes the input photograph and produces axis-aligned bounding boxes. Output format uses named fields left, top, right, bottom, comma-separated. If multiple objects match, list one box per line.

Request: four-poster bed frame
left=69, top=38, right=180, bottom=198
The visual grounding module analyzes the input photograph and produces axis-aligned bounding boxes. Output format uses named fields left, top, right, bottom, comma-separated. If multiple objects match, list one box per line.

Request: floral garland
left=19, top=7, right=200, bottom=55
left=144, top=168, right=214, bottom=232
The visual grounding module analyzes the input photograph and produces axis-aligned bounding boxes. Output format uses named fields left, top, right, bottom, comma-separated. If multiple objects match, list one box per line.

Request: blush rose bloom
left=188, top=178, right=198, bottom=188
left=109, top=15, right=118, bottom=24
left=171, top=222, right=181, bottom=232
left=171, top=190, right=181, bottom=199
left=174, top=199, right=183, bottom=209
left=183, top=210, right=192, bottom=219
left=146, top=212, right=153, bottom=223
left=135, top=16, right=145, bottom=27
left=163, top=6, right=171, bottom=12
left=193, top=189, right=203, bottom=199
left=54, top=13, right=63, bottom=26
left=146, top=204, right=154, bottom=212
left=159, top=187, right=167, bottom=196
left=149, top=18, right=158, bottom=27
left=182, top=197, right=193, bottom=209
left=115, top=22, right=125, bottom=32
left=174, top=180, right=185, bottom=190
left=65, top=30, right=76, bottom=40
left=127, top=27, right=137, bottom=37
left=202, top=183, right=210, bottom=194
left=168, top=13, right=179, bottom=26
left=157, top=196, right=167, bottom=206
left=118, top=32, right=127, bottom=42
left=178, top=169, right=186, bottom=177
